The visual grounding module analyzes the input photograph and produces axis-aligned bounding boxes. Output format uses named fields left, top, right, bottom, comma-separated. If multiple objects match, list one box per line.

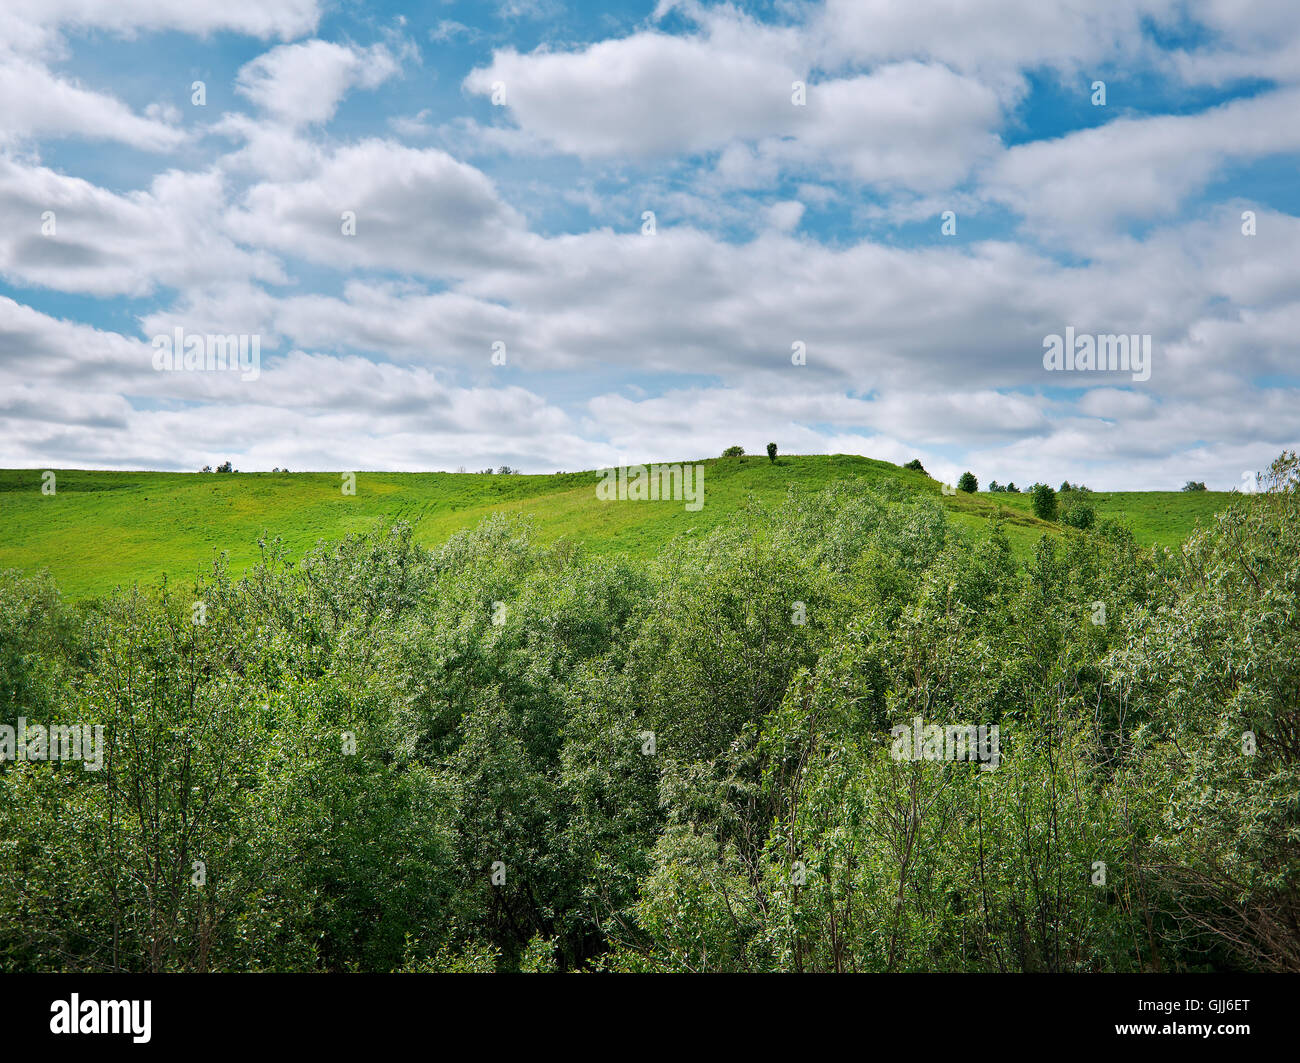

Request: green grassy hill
left=0, top=457, right=1232, bottom=599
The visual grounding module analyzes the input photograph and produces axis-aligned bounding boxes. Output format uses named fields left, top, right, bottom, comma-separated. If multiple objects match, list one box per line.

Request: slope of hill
left=0, top=457, right=1231, bottom=599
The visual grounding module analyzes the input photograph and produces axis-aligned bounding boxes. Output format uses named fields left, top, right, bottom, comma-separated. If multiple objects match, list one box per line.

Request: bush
left=1182, top=480, right=1207, bottom=492
left=1031, top=482, right=1058, bottom=520
left=904, top=459, right=926, bottom=473
left=1061, top=491, right=1096, bottom=529
left=722, top=446, right=744, bottom=458
left=5, top=458, right=1298, bottom=974
left=766, top=443, right=777, bottom=463
left=957, top=471, right=978, bottom=493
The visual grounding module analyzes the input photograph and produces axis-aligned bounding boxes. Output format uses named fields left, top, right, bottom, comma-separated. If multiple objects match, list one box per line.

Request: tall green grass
left=0, top=457, right=1231, bottom=598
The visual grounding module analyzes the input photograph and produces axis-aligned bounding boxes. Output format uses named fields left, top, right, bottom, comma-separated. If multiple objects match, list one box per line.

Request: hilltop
left=0, top=456, right=1232, bottom=599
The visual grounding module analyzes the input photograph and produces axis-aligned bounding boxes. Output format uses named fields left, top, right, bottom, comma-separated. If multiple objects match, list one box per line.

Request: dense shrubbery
left=1, top=457, right=1297, bottom=972
left=1060, top=486, right=1097, bottom=530
left=1031, top=482, right=1058, bottom=521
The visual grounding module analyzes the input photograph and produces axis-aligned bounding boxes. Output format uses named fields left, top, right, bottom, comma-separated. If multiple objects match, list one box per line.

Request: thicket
left=2, top=455, right=1297, bottom=972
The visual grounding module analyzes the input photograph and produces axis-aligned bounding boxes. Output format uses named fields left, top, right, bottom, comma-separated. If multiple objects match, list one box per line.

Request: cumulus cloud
left=0, top=159, right=285, bottom=297
left=1169, top=0, right=1300, bottom=85
left=225, top=140, right=532, bottom=278
left=1, top=0, right=319, bottom=47
left=0, top=0, right=1296, bottom=490
left=984, top=87, right=1300, bottom=241
left=236, top=40, right=404, bottom=126
left=0, top=54, right=184, bottom=150
left=812, top=0, right=1176, bottom=81
left=463, top=10, right=1003, bottom=189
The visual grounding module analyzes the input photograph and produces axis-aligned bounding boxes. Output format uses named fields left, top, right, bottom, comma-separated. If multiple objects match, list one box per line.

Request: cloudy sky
left=1, top=0, right=1297, bottom=488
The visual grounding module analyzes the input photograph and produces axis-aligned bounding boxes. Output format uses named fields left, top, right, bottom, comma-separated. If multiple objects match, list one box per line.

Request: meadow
left=0, top=456, right=1231, bottom=598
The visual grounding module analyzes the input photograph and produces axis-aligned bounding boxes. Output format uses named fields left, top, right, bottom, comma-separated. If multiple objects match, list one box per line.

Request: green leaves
left=3, top=459, right=1298, bottom=972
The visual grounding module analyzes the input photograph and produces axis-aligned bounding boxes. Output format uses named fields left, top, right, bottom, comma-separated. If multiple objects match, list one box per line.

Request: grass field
left=0, top=457, right=1233, bottom=599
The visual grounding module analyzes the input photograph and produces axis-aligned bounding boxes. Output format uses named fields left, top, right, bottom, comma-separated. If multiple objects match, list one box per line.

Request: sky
left=0, top=0, right=1297, bottom=489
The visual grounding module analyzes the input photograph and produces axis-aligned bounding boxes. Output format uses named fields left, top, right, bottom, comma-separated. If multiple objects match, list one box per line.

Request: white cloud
left=764, top=200, right=804, bottom=233
left=236, top=40, right=403, bottom=126
left=0, top=0, right=324, bottom=154
left=1, top=0, right=320, bottom=47
left=0, top=0, right=1297, bottom=491
left=983, top=87, right=1300, bottom=241
left=464, top=16, right=808, bottom=158
left=1170, top=0, right=1300, bottom=85
left=0, top=159, right=285, bottom=297
left=814, top=0, right=1177, bottom=80
left=225, top=140, right=531, bottom=278
left=0, top=53, right=184, bottom=150
left=465, top=11, right=1005, bottom=191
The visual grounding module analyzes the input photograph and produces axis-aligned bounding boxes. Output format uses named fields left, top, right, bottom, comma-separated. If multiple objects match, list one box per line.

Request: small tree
left=722, top=446, right=744, bottom=458
left=1031, top=483, right=1058, bottom=520
left=957, top=471, right=978, bottom=493
left=1006, top=482, right=1019, bottom=493
left=1061, top=490, right=1096, bottom=529
left=988, top=480, right=1002, bottom=492
left=766, top=442, right=777, bottom=463
left=1182, top=480, right=1207, bottom=492
left=904, top=458, right=926, bottom=473
left=216, top=461, right=234, bottom=474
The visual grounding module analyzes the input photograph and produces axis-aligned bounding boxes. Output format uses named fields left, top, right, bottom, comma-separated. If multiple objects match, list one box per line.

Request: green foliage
left=957, top=471, right=978, bottom=493
left=0, top=458, right=1293, bottom=973
left=722, top=446, right=745, bottom=458
left=767, top=443, right=778, bottom=463
left=0, top=459, right=1230, bottom=598
left=1109, top=452, right=1300, bottom=971
left=904, top=459, right=925, bottom=473
left=1031, top=483, right=1058, bottom=521
left=1061, top=489, right=1097, bottom=530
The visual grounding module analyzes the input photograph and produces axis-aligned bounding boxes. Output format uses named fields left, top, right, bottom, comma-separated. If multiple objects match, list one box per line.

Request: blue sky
left=1, top=0, right=1298, bottom=488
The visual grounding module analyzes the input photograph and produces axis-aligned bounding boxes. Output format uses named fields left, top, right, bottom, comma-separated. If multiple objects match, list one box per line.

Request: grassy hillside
left=0, top=457, right=1231, bottom=599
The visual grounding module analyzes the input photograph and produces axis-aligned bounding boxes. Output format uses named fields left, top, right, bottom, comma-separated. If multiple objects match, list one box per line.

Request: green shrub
left=2, top=459, right=1296, bottom=973
left=1031, top=482, right=1058, bottom=520
left=1061, top=493, right=1096, bottom=529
